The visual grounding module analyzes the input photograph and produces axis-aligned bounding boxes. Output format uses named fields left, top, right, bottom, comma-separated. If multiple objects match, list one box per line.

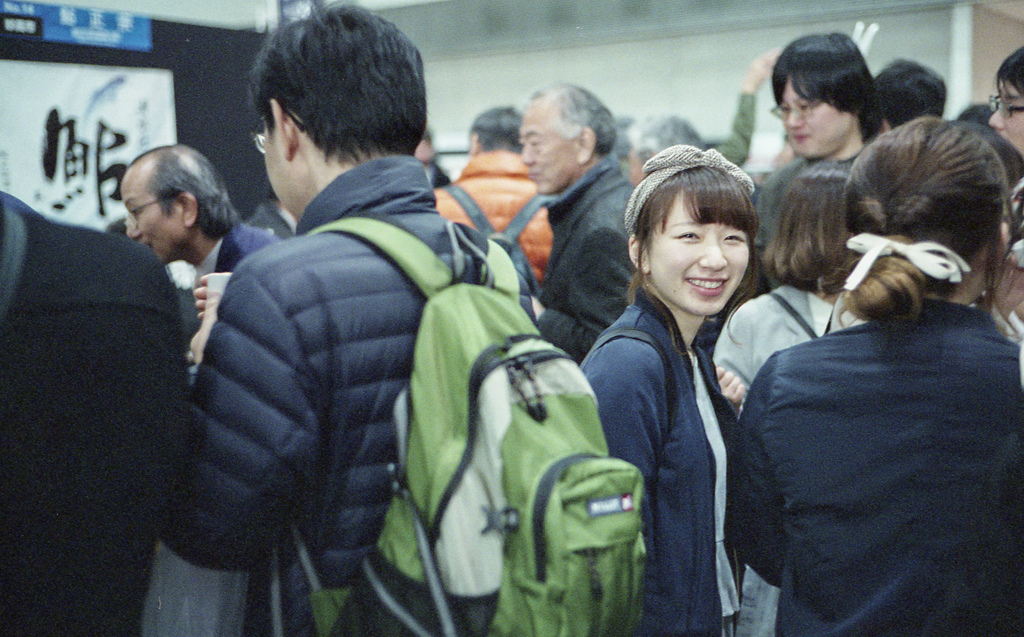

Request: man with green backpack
left=164, top=6, right=644, bottom=637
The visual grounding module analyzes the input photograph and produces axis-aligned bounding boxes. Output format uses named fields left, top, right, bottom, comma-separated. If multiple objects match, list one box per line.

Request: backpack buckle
left=507, top=357, right=548, bottom=421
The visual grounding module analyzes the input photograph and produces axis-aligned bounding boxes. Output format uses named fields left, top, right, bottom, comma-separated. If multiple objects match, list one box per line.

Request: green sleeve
left=714, top=93, right=757, bottom=167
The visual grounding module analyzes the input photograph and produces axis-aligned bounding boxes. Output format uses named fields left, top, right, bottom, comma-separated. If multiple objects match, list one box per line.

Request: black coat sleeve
left=732, top=354, right=788, bottom=586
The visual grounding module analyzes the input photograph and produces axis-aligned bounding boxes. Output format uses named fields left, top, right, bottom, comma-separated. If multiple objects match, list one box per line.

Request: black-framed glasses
left=770, top=101, right=823, bottom=122
left=252, top=131, right=266, bottom=154
left=252, top=109, right=305, bottom=155
left=989, top=95, right=1024, bottom=119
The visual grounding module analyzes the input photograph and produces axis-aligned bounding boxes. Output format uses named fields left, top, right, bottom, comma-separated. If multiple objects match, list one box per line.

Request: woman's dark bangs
left=679, top=169, right=758, bottom=237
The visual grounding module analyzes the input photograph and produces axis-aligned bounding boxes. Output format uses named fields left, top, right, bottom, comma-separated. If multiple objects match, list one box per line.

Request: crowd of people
left=3, top=5, right=1024, bottom=636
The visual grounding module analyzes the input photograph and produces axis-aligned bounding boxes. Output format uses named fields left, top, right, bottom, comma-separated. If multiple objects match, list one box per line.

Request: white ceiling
left=358, top=0, right=451, bottom=8
left=40, top=0, right=1024, bottom=33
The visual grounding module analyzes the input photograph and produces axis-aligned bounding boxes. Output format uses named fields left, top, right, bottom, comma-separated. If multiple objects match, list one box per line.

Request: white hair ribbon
left=843, top=233, right=972, bottom=291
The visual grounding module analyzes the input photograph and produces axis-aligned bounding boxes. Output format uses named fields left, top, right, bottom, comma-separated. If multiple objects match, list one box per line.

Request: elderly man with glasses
left=120, top=144, right=278, bottom=283
left=518, top=84, right=634, bottom=362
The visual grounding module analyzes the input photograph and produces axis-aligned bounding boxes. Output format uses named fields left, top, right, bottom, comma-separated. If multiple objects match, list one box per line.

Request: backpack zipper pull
left=481, top=506, right=520, bottom=534
left=502, top=507, right=520, bottom=532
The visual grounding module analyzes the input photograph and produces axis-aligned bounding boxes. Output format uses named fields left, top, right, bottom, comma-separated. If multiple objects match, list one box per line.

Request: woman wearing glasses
left=990, top=45, right=1024, bottom=166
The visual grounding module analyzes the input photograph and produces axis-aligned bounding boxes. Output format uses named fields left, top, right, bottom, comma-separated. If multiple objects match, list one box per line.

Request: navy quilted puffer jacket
left=164, top=156, right=495, bottom=636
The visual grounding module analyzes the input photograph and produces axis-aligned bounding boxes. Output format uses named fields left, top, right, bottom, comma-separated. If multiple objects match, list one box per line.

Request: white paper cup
left=205, top=272, right=232, bottom=296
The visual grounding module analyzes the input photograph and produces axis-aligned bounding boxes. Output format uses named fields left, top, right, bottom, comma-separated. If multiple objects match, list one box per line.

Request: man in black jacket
left=520, top=84, right=633, bottom=361
left=0, top=192, right=190, bottom=635
left=754, top=33, right=881, bottom=257
left=162, top=7, right=496, bottom=636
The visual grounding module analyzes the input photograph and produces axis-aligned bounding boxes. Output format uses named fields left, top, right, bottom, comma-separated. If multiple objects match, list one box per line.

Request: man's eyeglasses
left=989, top=95, right=1024, bottom=119
left=770, top=101, right=823, bottom=122
left=123, top=197, right=170, bottom=230
left=252, top=111, right=305, bottom=155
left=124, top=197, right=169, bottom=225
left=126, top=198, right=166, bottom=217
left=252, top=131, right=266, bottom=154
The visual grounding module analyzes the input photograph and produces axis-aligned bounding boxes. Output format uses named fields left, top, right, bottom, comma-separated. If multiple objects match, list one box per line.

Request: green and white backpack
left=292, top=217, right=645, bottom=637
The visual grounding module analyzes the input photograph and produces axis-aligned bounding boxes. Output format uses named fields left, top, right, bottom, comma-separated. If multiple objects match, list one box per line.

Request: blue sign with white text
left=1, top=2, right=151, bottom=51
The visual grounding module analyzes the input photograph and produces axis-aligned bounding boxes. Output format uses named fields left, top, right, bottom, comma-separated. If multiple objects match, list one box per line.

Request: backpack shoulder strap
left=502, top=195, right=549, bottom=243
left=585, top=327, right=678, bottom=433
left=443, top=184, right=494, bottom=235
left=0, top=204, right=28, bottom=327
left=311, top=216, right=450, bottom=298
left=768, top=291, right=818, bottom=340
left=309, top=216, right=519, bottom=299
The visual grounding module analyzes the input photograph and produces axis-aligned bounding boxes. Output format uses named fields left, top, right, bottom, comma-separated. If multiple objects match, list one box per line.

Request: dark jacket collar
left=860, top=298, right=1002, bottom=338
left=839, top=298, right=998, bottom=334
left=547, top=155, right=621, bottom=223
left=632, top=289, right=733, bottom=408
left=921, top=298, right=996, bottom=326
left=633, top=288, right=676, bottom=346
left=296, top=156, right=436, bottom=235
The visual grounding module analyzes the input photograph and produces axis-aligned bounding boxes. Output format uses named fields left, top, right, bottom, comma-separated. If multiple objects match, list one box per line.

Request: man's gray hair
left=140, top=145, right=239, bottom=239
left=629, top=115, right=704, bottom=166
left=531, top=84, right=617, bottom=156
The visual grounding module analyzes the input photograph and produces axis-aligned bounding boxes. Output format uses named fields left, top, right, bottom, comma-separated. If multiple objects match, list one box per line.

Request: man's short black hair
left=876, top=59, right=947, bottom=128
left=997, top=44, right=1024, bottom=96
left=956, top=103, right=994, bottom=127
left=773, top=32, right=882, bottom=141
left=249, top=5, right=427, bottom=164
left=470, top=107, right=523, bottom=153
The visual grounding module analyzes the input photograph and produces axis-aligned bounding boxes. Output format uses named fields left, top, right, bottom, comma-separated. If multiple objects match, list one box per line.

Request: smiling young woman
left=582, top=144, right=758, bottom=637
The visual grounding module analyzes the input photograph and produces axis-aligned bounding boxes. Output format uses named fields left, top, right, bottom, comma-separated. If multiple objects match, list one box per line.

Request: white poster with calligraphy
left=0, top=60, right=175, bottom=230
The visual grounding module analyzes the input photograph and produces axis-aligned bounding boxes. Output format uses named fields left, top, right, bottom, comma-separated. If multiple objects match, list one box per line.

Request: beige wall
left=54, top=1, right=1023, bottom=176
left=974, top=4, right=1024, bottom=102
left=423, top=7, right=954, bottom=174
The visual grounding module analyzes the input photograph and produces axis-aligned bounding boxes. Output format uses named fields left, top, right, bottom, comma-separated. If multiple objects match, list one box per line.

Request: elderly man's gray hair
left=530, top=84, right=617, bottom=156
left=629, top=115, right=704, bottom=166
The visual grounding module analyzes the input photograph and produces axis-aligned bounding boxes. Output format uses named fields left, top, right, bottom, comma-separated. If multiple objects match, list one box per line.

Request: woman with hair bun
left=732, top=117, right=1024, bottom=636
left=582, top=145, right=758, bottom=636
